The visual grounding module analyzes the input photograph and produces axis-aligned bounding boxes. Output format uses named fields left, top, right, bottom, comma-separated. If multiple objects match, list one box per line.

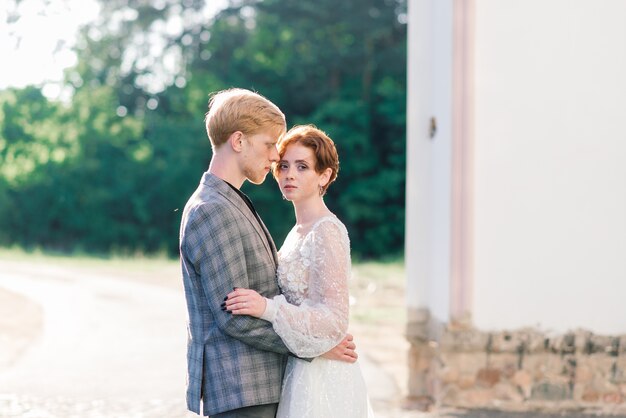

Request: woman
left=224, top=125, right=374, bottom=417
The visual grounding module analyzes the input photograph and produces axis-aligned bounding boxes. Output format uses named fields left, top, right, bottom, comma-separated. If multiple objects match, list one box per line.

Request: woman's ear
left=228, top=131, right=244, bottom=152
left=319, top=167, right=332, bottom=187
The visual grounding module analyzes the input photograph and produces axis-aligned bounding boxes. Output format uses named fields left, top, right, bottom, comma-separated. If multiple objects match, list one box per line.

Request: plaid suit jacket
left=179, top=172, right=290, bottom=416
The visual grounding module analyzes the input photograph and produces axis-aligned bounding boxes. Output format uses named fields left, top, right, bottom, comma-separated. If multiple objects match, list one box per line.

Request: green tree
left=194, top=0, right=408, bottom=256
left=0, top=87, right=77, bottom=247
left=0, top=0, right=407, bottom=259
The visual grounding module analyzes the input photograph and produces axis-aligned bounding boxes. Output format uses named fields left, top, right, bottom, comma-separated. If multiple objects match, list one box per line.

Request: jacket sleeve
left=182, top=202, right=291, bottom=354
left=263, top=220, right=350, bottom=357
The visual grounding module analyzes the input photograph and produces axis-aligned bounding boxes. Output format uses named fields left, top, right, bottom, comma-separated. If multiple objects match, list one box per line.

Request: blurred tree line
left=0, top=0, right=406, bottom=259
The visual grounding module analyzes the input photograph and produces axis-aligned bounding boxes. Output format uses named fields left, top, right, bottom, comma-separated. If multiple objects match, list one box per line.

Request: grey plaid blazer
left=179, top=172, right=290, bottom=416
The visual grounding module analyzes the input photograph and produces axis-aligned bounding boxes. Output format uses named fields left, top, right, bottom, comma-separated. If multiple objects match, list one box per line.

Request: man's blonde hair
left=205, top=88, right=286, bottom=149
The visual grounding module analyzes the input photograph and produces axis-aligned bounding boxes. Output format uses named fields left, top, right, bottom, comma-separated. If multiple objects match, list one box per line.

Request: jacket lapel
left=257, top=216, right=279, bottom=267
left=200, top=172, right=278, bottom=269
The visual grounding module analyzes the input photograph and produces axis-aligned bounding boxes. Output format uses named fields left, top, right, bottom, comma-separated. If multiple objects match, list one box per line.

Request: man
left=179, top=88, right=356, bottom=418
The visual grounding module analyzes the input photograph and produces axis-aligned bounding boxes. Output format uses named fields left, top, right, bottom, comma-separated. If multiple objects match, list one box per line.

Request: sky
left=0, top=0, right=227, bottom=98
left=0, top=0, right=100, bottom=96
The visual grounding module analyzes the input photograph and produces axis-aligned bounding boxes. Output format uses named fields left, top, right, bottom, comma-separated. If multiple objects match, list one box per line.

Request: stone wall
left=407, top=324, right=626, bottom=413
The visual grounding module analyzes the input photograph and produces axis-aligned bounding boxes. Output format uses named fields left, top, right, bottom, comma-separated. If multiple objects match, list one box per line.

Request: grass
left=0, top=246, right=176, bottom=268
left=0, top=247, right=405, bottom=280
left=0, top=246, right=181, bottom=287
left=350, top=259, right=407, bottom=326
left=352, top=259, right=405, bottom=283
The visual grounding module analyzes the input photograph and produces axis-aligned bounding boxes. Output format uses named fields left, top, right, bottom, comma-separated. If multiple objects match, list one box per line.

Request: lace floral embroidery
left=272, top=215, right=351, bottom=358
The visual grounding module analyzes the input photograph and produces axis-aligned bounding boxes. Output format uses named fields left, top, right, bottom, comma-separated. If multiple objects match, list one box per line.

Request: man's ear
left=228, top=131, right=244, bottom=152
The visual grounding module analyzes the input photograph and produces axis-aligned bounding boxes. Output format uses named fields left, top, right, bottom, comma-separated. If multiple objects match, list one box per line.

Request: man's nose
left=270, top=146, right=279, bottom=162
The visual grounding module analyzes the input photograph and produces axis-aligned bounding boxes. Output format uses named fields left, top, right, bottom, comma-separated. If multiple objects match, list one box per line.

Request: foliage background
left=0, top=0, right=407, bottom=259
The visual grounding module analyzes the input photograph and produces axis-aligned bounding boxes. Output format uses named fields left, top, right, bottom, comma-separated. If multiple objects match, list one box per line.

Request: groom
left=179, top=88, right=357, bottom=417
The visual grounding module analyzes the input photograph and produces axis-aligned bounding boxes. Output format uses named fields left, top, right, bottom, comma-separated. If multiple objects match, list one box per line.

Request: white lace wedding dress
left=261, top=215, right=375, bottom=418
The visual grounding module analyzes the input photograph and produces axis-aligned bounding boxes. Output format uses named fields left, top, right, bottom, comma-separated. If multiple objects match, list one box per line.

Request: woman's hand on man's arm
left=225, top=287, right=268, bottom=318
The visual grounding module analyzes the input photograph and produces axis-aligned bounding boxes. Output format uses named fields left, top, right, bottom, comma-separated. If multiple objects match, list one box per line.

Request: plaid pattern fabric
left=180, top=172, right=289, bottom=416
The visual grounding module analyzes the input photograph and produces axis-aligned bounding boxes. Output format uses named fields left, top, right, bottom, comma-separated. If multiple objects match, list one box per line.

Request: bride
left=224, top=125, right=374, bottom=418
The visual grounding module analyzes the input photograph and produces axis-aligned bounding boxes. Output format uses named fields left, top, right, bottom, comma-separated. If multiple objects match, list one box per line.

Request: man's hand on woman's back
left=321, top=333, right=358, bottom=363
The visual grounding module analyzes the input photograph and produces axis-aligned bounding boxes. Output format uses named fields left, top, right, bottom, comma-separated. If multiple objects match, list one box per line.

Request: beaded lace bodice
left=270, top=215, right=351, bottom=358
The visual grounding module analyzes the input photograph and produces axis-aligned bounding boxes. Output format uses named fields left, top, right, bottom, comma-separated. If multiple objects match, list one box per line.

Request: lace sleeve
left=270, top=219, right=351, bottom=357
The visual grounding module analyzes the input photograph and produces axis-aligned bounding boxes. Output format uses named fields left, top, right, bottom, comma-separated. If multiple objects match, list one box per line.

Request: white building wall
left=472, top=0, right=626, bottom=334
left=405, top=0, right=453, bottom=324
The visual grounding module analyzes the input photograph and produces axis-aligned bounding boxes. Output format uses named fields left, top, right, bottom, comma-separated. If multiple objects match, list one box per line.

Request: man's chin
left=246, top=173, right=268, bottom=185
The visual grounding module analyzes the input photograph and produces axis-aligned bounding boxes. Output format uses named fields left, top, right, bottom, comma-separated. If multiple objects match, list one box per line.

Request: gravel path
left=0, top=259, right=404, bottom=417
left=0, top=260, right=194, bottom=417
